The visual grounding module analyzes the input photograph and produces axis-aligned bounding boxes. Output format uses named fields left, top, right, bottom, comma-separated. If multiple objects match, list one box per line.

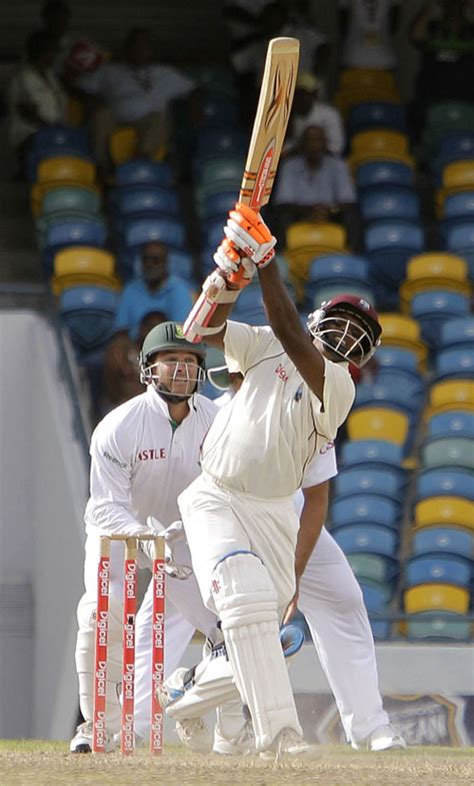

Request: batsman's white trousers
left=75, top=532, right=218, bottom=736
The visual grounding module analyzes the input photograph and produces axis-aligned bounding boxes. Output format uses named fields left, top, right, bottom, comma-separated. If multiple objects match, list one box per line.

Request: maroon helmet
left=307, top=294, right=382, bottom=368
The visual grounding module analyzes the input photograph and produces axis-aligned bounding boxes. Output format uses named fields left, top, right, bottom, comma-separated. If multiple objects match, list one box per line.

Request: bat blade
left=239, top=37, right=300, bottom=211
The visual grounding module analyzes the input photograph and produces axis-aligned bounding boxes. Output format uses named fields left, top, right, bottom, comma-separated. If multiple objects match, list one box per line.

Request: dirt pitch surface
left=0, top=740, right=473, bottom=786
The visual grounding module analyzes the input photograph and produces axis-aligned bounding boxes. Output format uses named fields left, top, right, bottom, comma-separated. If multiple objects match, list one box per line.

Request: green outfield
left=0, top=741, right=473, bottom=786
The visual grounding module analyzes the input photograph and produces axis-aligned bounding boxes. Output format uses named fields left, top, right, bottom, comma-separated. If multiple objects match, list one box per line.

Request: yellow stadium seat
left=30, top=182, right=101, bottom=218
left=347, top=407, right=409, bottom=445
left=339, top=69, right=398, bottom=94
left=109, top=126, right=138, bottom=165
left=37, top=156, right=96, bottom=186
left=351, top=130, right=409, bottom=158
left=378, top=313, right=428, bottom=369
left=51, top=247, right=121, bottom=294
left=427, top=380, right=474, bottom=416
left=404, top=584, right=469, bottom=615
left=399, top=253, right=471, bottom=311
left=67, top=97, right=85, bottom=127
left=414, top=497, right=474, bottom=530
left=286, top=222, right=347, bottom=252
left=442, top=160, right=474, bottom=191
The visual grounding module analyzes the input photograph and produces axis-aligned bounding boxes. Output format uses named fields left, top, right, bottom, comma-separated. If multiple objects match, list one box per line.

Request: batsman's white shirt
left=200, top=321, right=355, bottom=498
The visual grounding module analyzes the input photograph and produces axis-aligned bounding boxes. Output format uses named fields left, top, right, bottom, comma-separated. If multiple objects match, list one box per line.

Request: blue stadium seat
left=405, top=554, right=471, bottom=589
left=332, top=523, right=398, bottom=557
left=417, top=467, right=474, bottom=501
left=307, top=254, right=369, bottom=286
left=347, top=552, right=399, bottom=584
left=432, top=133, right=474, bottom=182
left=115, top=159, right=174, bottom=188
left=340, top=439, right=404, bottom=469
left=202, top=191, right=238, bottom=219
left=411, top=291, right=470, bottom=346
left=360, top=188, right=420, bottom=224
left=59, top=285, right=118, bottom=352
left=331, top=494, right=400, bottom=531
left=125, top=217, right=186, bottom=250
left=427, top=411, right=474, bottom=439
left=444, top=222, right=474, bottom=278
left=356, top=161, right=414, bottom=191
left=441, top=191, right=474, bottom=233
left=374, top=369, right=425, bottom=402
left=334, top=467, right=404, bottom=500
left=405, top=611, right=471, bottom=641
left=365, top=221, right=424, bottom=306
left=196, top=127, right=247, bottom=161
left=205, top=220, right=226, bottom=249
left=354, top=380, right=422, bottom=418
left=439, top=316, right=474, bottom=350
left=375, top=346, right=420, bottom=372
left=412, top=527, right=474, bottom=559
left=25, top=125, right=92, bottom=181
left=116, top=186, right=179, bottom=217
left=200, top=93, right=241, bottom=128
left=348, top=102, right=407, bottom=135
left=43, top=219, right=107, bottom=274
left=360, top=579, right=393, bottom=639
left=421, top=436, right=474, bottom=470
left=434, top=348, right=474, bottom=381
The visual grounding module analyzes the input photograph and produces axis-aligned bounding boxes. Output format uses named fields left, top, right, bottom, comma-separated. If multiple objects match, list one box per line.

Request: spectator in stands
left=111, top=240, right=194, bottom=344
left=339, top=0, right=401, bottom=70
left=75, top=27, right=196, bottom=173
left=274, top=125, right=360, bottom=248
left=409, top=0, right=474, bottom=136
left=286, top=72, right=345, bottom=156
left=7, top=29, right=68, bottom=162
left=102, top=309, right=167, bottom=412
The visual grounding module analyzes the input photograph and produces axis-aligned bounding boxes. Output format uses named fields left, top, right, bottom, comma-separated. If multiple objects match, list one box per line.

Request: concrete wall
left=0, top=311, right=88, bottom=739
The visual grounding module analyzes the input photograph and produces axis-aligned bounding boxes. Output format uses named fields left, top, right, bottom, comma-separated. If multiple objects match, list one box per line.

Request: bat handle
left=225, top=238, right=253, bottom=289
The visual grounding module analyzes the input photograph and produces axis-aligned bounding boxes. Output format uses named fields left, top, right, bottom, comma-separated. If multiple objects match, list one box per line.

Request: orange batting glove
left=224, top=203, right=277, bottom=268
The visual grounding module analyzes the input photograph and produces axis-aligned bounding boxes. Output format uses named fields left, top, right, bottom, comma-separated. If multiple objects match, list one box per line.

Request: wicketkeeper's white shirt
left=200, top=321, right=354, bottom=498
left=84, top=386, right=217, bottom=536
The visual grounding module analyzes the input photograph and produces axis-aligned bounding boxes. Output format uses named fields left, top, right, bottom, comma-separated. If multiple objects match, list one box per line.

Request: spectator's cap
left=296, top=72, right=320, bottom=93
left=139, top=321, right=206, bottom=368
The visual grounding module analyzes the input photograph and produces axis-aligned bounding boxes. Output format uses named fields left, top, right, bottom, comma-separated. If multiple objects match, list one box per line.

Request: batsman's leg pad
left=212, top=551, right=301, bottom=751
left=163, top=637, right=238, bottom=720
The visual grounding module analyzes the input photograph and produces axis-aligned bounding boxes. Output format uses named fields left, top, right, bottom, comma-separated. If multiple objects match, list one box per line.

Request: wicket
left=92, top=534, right=166, bottom=755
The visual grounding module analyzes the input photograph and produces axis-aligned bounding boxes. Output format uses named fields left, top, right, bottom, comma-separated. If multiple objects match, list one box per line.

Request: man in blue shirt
left=114, top=240, right=194, bottom=341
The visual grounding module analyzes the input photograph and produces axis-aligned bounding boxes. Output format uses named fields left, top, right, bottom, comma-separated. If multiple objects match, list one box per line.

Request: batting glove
left=224, top=203, right=276, bottom=269
left=214, top=237, right=255, bottom=285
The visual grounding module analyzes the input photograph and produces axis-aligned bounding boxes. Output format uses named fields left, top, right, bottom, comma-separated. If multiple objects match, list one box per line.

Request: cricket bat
left=184, top=37, right=300, bottom=340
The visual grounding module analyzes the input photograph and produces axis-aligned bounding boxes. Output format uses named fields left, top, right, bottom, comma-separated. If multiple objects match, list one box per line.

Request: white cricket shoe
left=260, top=728, right=316, bottom=762
left=213, top=720, right=256, bottom=756
left=353, top=724, right=407, bottom=752
left=70, top=720, right=116, bottom=753
left=175, top=718, right=213, bottom=753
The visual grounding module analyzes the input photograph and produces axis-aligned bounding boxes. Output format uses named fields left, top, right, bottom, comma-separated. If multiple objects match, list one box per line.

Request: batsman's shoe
left=354, top=724, right=407, bottom=752
left=259, top=728, right=316, bottom=762
left=213, top=720, right=256, bottom=756
left=175, top=718, right=213, bottom=754
left=70, top=721, right=116, bottom=753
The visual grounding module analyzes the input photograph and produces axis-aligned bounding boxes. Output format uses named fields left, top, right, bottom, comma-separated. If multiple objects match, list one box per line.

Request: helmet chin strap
left=152, top=382, right=195, bottom=405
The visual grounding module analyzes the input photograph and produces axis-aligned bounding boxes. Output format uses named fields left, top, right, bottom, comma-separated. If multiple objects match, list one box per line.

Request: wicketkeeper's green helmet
left=139, top=321, right=207, bottom=400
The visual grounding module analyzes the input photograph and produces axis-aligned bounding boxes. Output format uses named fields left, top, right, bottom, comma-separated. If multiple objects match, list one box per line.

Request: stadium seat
left=405, top=554, right=471, bottom=589
left=115, top=160, right=174, bottom=188
left=434, top=348, right=474, bottom=381
left=360, top=579, right=393, bottom=639
left=360, top=187, right=420, bottom=224
left=25, top=125, right=92, bottom=181
left=427, top=380, right=474, bottom=415
left=43, top=218, right=107, bottom=275
left=59, top=285, right=119, bottom=352
left=125, top=217, right=186, bottom=250
left=399, top=253, right=470, bottom=312
left=421, top=436, right=474, bottom=470
left=365, top=221, right=424, bottom=306
left=202, top=190, right=240, bottom=219
left=355, top=160, right=414, bottom=191
left=334, top=466, right=404, bottom=500
left=347, top=102, right=407, bottom=136
left=339, top=68, right=399, bottom=94
left=340, top=439, right=404, bottom=470
left=332, top=523, right=398, bottom=557
left=354, top=380, right=422, bottom=419
left=306, top=254, right=369, bottom=291
left=439, top=317, right=474, bottom=350
left=411, top=527, right=474, bottom=560
left=444, top=222, right=474, bottom=277
left=347, top=553, right=398, bottom=584
left=199, top=157, right=244, bottom=193
left=40, top=185, right=101, bottom=218
left=422, top=100, right=474, bottom=161
left=109, top=127, right=138, bottom=165
left=351, top=130, right=409, bottom=158
left=347, top=407, right=409, bottom=446
left=414, top=497, right=474, bottom=530
left=331, top=494, right=400, bottom=531
left=416, top=468, right=474, bottom=501
left=37, top=155, right=96, bottom=187
left=441, top=191, right=474, bottom=232
left=442, top=160, right=474, bottom=192
left=426, top=410, right=474, bottom=440
left=51, top=247, right=120, bottom=294
left=375, top=345, right=420, bottom=372
left=411, top=291, right=470, bottom=347
left=432, top=134, right=474, bottom=184
left=405, top=611, right=471, bottom=642
left=404, top=583, right=470, bottom=614
left=116, top=186, right=179, bottom=218
left=311, top=284, right=374, bottom=307
left=286, top=223, right=347, bottom=290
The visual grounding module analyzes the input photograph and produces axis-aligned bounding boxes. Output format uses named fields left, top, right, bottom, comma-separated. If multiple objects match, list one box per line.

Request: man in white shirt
left=76, top=27, right=195, bottom=171
left=158, top=203, right=383, bottom=758
left=339, top=0, right=401, bottom=70
left=286, top=73, right=345, bottom=157
left=70, top=321, right=219, bottom=752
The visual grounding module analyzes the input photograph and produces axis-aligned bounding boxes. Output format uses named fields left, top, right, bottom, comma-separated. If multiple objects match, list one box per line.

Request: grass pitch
left=0, top=740, right=472, bottom=786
